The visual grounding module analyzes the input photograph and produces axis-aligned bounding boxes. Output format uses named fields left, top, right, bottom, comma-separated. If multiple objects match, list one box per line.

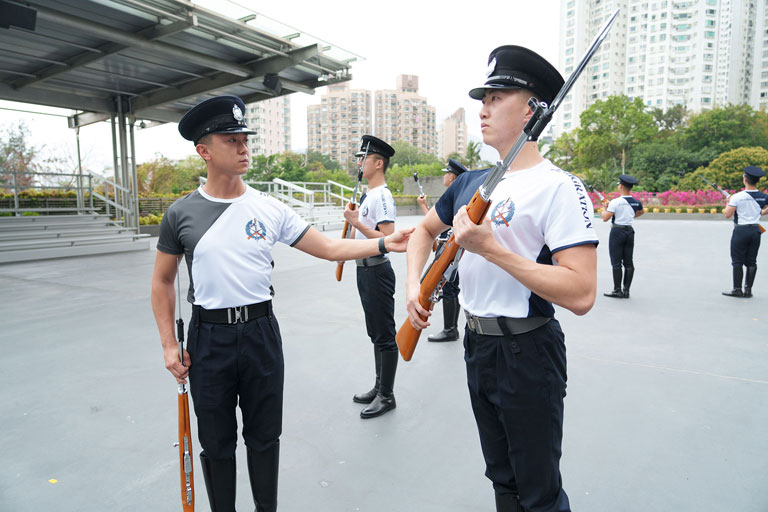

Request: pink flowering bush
left=587, top=189, right=754, bottom=209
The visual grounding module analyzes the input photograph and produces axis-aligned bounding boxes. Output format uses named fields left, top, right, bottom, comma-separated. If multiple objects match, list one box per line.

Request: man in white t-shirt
left=343, top=135, right=401, bottom=419
left=405, top=46, right=598, bottom=512
left=150, top=97, right=411, bottom=512
left=722, top=166, right=768, bottom=297
left=601, top=174, right=644, bottom=298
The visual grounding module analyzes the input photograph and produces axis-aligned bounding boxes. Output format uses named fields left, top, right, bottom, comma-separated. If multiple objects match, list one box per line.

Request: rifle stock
left=178, top=388, right=194, bottom=512
left=395, top=193, right=493, bottom=361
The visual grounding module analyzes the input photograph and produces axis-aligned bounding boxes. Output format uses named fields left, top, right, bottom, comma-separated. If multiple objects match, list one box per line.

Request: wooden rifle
left=395, top=9, right=620, bottom=361
left=335, top=141, right=369, bottom=281
left=174, top=269, right=194, bottom=511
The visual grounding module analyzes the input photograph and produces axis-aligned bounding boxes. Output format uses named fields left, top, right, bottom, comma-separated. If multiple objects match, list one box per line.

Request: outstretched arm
left=294, top=225, right=412, bottom=261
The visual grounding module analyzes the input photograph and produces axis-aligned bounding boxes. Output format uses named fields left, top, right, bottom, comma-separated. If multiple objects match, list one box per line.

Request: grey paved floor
left=1, top=215, right=766, bottom=511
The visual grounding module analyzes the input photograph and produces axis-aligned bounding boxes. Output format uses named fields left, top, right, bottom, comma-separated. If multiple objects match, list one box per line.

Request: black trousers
left=730, top=224, right=761, bottom=266
left=608, top=225, right=635, bottom=268
left=442, top=271, right=460, bottom=299
left=356, top=260, right=397, bottom=352
left=464, top=319, right=571, bottom=512
left=187, top=305, right=284, bottom=459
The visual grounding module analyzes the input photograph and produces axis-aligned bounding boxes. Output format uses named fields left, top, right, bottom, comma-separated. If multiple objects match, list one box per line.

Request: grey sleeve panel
left=159, top=191, right=231, bottom=304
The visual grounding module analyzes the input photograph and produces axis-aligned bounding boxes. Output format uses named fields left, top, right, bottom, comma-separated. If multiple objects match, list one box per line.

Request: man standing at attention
left=722, top=166, right=768, bottom=297
left=601, top=174, right=644, bottom=299
left=151, top=97, right=411, bottom=512
left=344, top=135, right=400, bottom=419
left=404, top=47, right=598, bottom=512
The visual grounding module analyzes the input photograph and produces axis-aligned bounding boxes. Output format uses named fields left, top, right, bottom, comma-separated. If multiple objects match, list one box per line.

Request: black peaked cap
left=444, top=158, right=468, bottom=176
left=619, top=174, right=639, bottom=186
left=355, top=135, right=395, bottom=158
left=469, top=45, right=564, bottom=104
left=178, top=95, right=257, bottom=144
left=744, top=166, right=765, bottom=179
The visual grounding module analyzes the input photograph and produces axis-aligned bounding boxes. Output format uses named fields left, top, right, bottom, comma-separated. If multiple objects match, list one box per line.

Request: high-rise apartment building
left=307, top=82, right=372, bottom=168
left=439, top=108, right=467, bottom=160
left=375, top=75, right=437, bottom=156
left=556, top=0, right=765, bottom=135
left=245, top=96, right=291, bottom=156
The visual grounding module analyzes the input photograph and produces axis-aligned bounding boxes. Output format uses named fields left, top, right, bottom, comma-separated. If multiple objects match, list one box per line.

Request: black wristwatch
left=378, top=236, right=388, bottom=254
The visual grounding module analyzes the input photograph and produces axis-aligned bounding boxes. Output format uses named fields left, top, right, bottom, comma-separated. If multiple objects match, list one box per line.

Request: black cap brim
left=469, top=84, right=521, bottom=100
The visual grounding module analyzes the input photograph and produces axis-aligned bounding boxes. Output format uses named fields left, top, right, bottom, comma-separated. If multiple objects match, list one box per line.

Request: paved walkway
left=1, top=215, right=766, bottom=511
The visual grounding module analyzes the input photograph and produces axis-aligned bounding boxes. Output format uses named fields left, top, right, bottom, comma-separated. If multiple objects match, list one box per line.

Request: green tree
left=389, top=141, right=441, bottom=167
left=137, top=154, right=203, bottom=195
left=545, top=131, right=578, bottom=172
left=385, top=162, right=444, bottom=195
left=464, top=140, right=484, bottom=169
left=651, top=104, right=689, bottom=134
left=581, top=166, right=621, bottom=193
left=677, top=146, right=768, bottom=191
left=574, top=95, right=658, bottom=172
left=0, top=121, right=39, bottom=188
left=681, top=104, right=768, bottom=156
left=629, top=142, right=711, bottom=191
left=247, top=152, right=308, bottom=182
left=307, top=151, right=342, bottom=171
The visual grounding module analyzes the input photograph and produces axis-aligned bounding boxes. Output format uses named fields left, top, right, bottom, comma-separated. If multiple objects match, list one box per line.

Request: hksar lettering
left=558, top=170, right=593, bottom=229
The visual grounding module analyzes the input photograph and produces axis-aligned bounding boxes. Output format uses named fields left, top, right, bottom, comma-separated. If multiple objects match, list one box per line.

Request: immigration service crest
left=245, top=218, right=267, bottom=240
left=490, top=198, right=515, bottom=227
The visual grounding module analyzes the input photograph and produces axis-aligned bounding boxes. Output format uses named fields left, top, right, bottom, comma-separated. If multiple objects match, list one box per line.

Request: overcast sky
left=0, top=0, right=561, bottom=174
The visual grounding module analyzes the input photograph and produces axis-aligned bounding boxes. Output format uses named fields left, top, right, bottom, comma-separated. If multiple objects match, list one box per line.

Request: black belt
left=356, top=255, right=388, bottom=267
left=194, top=301, right=270, bottom=324
left=465, top=312, right=550, bottom=336
left=611, top=224, right=633, bottom=229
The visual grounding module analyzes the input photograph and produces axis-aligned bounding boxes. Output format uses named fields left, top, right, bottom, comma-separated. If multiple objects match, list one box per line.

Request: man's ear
left=196, top=142, right=211, bottom=161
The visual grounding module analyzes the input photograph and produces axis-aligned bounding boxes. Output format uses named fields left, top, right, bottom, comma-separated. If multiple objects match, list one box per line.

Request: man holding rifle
left=343, top=135, right=401, bottom=419
left=722, top=166, right=768, bottom=297
left=151, top=98, right=411, bottom=512
left=405, top=47, right=598, bottom=512
left=601, top=174, right=644, bottom=299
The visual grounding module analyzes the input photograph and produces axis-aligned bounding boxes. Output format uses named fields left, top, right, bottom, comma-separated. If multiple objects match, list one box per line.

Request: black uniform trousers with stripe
left=464, top=319, right=571, bottom=512
left=187, top=304, right=284, bottom=459
left=730, top=224, right=761, bottom=266
left=608, top=224, right=635, bottom=268
left=356, top=260, right=397, bottom=352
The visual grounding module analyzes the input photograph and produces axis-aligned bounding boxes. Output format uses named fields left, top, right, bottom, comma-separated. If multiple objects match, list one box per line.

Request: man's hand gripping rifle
left=336, top=142, right=370, bottom=282
left=395, top=9, right=620, bottom=362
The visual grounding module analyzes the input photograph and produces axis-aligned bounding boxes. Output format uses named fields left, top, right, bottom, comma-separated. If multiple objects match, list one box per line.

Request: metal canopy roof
left=0, top=0, right=354, bottom=127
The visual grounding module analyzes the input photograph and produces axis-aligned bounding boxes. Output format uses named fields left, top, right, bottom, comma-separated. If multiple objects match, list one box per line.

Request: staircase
left=0, top=214, right=150, bottom=264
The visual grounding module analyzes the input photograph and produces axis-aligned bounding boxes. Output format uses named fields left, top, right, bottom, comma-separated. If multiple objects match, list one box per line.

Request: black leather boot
left=744, top=266, right=757, bottom=298
left=494, top=492, right=524, bottom=512
left=247, top=442, right=279, bottom=512
left=200, top=453, right=237, bottom=512
left=428, top=296, right=460, bottom=342
left=622, top=267, right=634, bottom=298
left=604, top=267, right=624, bottom=298
left=360, top=350, right=397, bottom=419
left=723, top=266, right=745, bottom=297
left=353, top=348, right=381, bottom=404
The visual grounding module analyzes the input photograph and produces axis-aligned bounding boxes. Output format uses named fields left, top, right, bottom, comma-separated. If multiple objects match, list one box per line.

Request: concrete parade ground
left=1, top=214, right=766, bottom=512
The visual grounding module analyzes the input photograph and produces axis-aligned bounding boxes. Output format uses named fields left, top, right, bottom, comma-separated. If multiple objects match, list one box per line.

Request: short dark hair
left=745, top=174, right=760, bottom=186
left=371, top=154, right=390, bottom=172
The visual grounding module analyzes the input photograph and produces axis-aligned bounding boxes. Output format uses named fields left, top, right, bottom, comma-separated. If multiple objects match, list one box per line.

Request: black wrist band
left=378, top=236, right=388, bottom=254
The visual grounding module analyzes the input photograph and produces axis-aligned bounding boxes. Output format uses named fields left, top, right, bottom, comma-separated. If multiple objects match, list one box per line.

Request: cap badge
left=232, top=104, right=244, bottom=122
left=486, top=57, right=496, bottom=78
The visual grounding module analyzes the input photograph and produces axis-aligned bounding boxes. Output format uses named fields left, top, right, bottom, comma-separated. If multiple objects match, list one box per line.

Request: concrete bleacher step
left=0, top=214, right=150, bottom=263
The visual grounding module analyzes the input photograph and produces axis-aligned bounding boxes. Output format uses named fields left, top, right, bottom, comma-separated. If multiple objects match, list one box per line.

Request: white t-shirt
left=157, top=186, right=310, bottom=309
left=435, top=159, right=598, bottom=318
left=607, top=195, right=643, bottom=226
left=728, top=190, right=768, bottom=225
left=354, top=184, right=396, bottom=254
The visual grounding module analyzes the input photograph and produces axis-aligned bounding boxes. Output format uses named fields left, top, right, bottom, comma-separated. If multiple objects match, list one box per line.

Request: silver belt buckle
left=465, top=312, right=482, bottom=335
left=228, top=306, right=249, bottom=324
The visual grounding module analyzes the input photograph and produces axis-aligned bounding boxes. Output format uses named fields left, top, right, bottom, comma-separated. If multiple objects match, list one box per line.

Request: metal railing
left=197, top=177, right=362, bottom=209
left=1, top=170, right=139, bottom=229
left=0, top=170, right=95, bottom=214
